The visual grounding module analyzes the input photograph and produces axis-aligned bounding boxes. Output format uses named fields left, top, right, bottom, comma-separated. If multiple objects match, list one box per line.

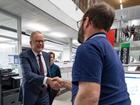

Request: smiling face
left=30, top=32, right=45, bottom=53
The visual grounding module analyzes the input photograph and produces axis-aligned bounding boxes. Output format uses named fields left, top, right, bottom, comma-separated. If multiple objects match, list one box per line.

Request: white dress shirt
left=32, top=50, right=48, bottom=87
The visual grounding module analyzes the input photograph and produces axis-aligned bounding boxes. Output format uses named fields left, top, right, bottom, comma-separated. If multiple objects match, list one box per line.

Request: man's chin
left=34, top=49, right=43, bottom=53
left=38, top=49, right=43, bottom=52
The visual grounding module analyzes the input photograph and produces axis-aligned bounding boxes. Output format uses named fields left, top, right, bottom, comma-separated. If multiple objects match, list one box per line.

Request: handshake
left=47, top=77, right=71, bottom=90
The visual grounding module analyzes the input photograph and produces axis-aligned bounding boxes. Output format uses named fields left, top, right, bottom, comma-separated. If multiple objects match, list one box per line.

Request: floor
left=52, top=91, right=72, bottom=105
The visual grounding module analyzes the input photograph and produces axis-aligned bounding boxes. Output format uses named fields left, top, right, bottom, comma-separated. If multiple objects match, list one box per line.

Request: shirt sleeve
left=72, top=44, right=103, bottom=84
left=43, top=77, right=48, bottom=87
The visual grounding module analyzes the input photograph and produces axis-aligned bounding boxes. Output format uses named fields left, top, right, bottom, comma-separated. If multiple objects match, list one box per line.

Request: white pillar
left=62, top=38, right=72, bottom=62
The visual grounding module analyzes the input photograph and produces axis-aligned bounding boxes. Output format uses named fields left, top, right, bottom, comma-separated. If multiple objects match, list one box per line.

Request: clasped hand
left=47, top=77, right=65, bottom=90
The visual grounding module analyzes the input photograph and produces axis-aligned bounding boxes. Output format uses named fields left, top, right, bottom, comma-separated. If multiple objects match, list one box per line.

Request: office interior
left=0, top=0, right=140, bottom=105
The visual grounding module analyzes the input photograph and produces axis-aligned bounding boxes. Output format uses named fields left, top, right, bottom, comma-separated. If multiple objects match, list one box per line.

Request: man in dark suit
left=48, top=52, right=61, bottom=105
left=19, top=31, right=61, bottom=105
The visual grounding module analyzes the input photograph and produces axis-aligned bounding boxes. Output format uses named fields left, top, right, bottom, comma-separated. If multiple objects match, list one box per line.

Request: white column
left=62, top=38, right=72, bottom=62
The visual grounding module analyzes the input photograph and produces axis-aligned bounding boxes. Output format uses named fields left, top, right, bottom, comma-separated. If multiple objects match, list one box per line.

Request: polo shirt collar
left=86, top=32, right=106, bottom=41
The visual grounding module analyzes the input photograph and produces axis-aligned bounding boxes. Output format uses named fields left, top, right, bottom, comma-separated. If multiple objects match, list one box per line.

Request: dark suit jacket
left=19, top=49, right=50, bottom=105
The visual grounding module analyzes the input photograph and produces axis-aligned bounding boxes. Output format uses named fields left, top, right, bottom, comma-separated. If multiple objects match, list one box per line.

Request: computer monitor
left=8, top=55, right=19, bottom=64
left=125, top=72, right=140, bottom=105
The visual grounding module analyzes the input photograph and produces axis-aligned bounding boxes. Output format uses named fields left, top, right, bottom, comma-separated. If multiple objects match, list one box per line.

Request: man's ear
left=84, top=17, right=91, bottom=28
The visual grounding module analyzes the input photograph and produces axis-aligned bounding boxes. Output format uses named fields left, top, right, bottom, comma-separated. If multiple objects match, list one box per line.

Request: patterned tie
left=37, top=54, right=44, bottom=75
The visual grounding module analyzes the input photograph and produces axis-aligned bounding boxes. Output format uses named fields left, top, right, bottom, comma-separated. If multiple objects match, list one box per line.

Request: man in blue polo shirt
left=72, top=2, right=131, bottom=105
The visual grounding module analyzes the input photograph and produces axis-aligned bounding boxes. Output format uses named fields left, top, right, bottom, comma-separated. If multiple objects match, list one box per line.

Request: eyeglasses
left=33, top=40, right=45, bottom=44
left=77, top=17, right=86, bottom=29
left=77, top=20, right=82, bottom=29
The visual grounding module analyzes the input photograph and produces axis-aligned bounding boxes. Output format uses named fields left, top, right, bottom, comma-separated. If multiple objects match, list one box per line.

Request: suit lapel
left=28, top=50, right=40, bottom=73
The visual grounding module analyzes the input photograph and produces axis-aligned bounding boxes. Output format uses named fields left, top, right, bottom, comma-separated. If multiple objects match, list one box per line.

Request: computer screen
left=125, top=73, right=140, bottom=105
left=8, top=55, right=19, bottom=64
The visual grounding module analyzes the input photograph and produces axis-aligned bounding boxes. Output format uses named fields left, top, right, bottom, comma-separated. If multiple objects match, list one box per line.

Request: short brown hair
left=30, top=31, right=42, bottom=41
left=83, top=2, right=115, bottom=32
left=49, top=52, right=55, bottom=59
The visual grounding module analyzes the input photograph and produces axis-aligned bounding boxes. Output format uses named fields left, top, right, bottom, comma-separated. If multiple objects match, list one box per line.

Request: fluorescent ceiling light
left=120, top=4, right=123, bottom=10
left=120, top=0, right=122, bottom=4
left=26, top=23, right=50, bottom=32
left=48, top=32, right=67, bottom=38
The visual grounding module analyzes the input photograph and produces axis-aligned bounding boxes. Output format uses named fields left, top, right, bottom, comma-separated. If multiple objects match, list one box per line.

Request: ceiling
left=104, top=0, right=140, bottom=9
left=72, top=0, right=140, bottom=27
left=0, top=0, right=140, bottom=59
left=0, top=0, right=140, bottom=46
left=0, top=0, right=78, bottom=44
left=73, top=0, right=140, bottom=12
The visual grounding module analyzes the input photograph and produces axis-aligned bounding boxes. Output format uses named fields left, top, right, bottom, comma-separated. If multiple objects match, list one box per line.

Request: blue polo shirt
left=72, top=32, right=131, bottom=105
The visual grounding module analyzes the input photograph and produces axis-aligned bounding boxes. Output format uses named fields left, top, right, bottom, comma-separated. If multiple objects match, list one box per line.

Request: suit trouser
left=49, top=89, right=59, bottom=105
left=35, top=91, right=50, bottom=105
